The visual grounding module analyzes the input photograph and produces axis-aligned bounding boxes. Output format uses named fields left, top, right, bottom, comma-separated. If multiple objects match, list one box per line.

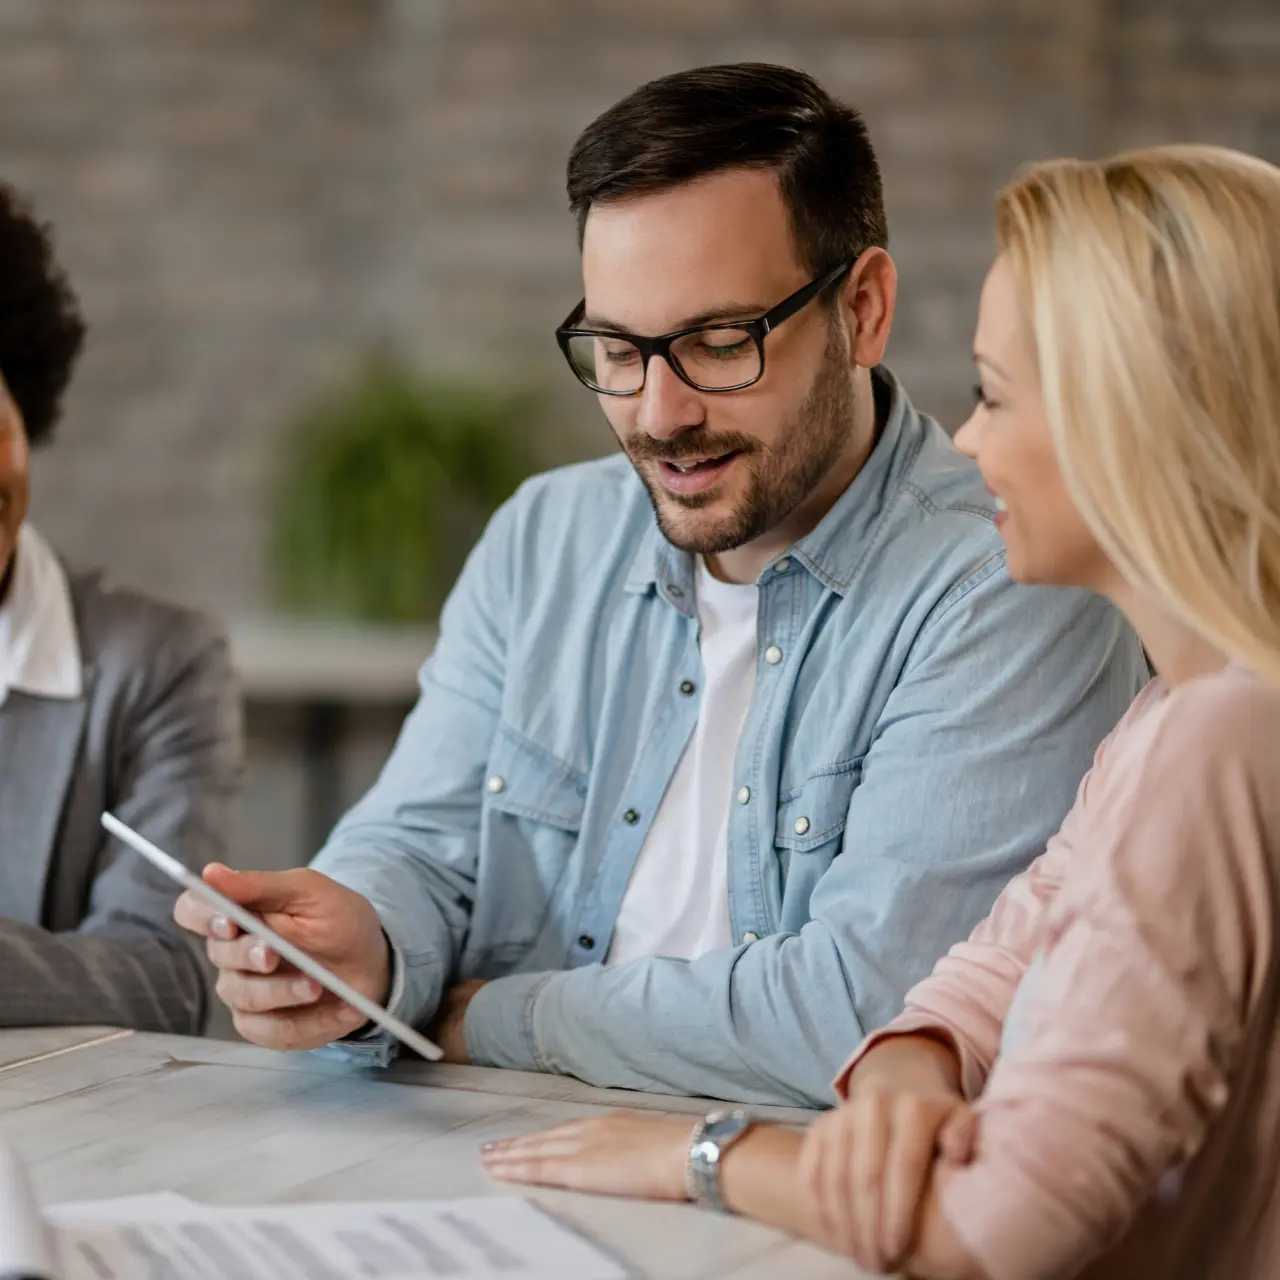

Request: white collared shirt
left=0, top=524, right=82, bottom=709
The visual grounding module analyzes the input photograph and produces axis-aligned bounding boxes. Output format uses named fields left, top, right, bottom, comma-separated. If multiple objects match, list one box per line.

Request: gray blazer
left=0, top=567, right=242, bottom=1032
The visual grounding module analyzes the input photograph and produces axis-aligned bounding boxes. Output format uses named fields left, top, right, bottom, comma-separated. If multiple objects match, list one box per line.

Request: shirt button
left=623, top=808, right=640, bottom=825
left=485, top=775, right=506, bottom=794
left=742, top=931, right=759, bottom=943
left=578, top=933, right=596, bottom=951
left=764, top=645, right=784, bottom=665
left=679, top=679, right=696, bottom=696
left=774, top=558, right=791, bottom=573
left=736, top=786, right=751, bottom=805
left=793, top=816, right=810, bottom=836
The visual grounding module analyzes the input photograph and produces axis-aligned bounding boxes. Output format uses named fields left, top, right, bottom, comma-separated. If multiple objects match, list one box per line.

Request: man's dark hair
left=0, top=182, right=86, bottom=446
left=567, top=63, right=888, bottom=277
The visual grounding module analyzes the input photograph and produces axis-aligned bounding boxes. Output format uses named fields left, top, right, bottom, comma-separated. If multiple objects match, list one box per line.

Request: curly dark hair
left=0, top=182, right=86, bottom=446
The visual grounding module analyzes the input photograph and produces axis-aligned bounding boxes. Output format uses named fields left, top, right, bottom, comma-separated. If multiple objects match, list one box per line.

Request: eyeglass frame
left=555, top=259, right=853, bottom=396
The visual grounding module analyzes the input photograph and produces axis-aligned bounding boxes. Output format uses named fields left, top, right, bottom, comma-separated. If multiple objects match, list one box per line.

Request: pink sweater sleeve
left=939, top=682, right=1276, bottom=1280
left=833, top=848, right=1066, bottom=1100
left=832, top=686, right=1160, bottom=1102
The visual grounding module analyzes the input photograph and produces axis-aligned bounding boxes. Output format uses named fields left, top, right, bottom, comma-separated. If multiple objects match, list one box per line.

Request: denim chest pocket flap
left=469, top=726, right=589, bottom=960
left=774, top=760, right=861, bottom=853
left=482, top=725, right=589, bottom=832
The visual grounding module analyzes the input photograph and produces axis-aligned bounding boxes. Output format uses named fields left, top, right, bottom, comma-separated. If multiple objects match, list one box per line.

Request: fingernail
left=251, top=943, right=269, bottom=970
left=293, top=978, right=317, bottom=1000
left=212, top=915, right=233, bottom=939
left=481, top=1142, right=497, bottom=1153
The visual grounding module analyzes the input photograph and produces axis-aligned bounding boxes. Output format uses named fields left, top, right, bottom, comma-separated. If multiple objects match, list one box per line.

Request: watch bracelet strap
left=686, top=1109, right=751, bottom=1212
left=684, top=1119, right=708, bottom=1206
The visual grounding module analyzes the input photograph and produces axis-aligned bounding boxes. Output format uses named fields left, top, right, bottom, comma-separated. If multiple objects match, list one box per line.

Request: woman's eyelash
left=973, top=384, right=996, bottom=409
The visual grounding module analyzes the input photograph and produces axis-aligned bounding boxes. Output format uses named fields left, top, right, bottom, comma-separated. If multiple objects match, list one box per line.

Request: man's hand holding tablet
left=102, top=813, right=439, bottom=1059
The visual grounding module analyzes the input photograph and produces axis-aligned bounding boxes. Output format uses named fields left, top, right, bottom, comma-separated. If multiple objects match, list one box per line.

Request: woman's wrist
left=847, top=1031, right=964, bottom=1099
left=716, top=1125, right=827, bottom=1238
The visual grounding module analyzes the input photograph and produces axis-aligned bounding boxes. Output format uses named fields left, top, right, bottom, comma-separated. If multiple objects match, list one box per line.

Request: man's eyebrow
left=581, top=300, right=770, bottom=333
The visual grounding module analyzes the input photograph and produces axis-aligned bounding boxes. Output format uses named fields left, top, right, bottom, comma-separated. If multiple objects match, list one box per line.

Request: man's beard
left=623, top=334, right=856, bottom=556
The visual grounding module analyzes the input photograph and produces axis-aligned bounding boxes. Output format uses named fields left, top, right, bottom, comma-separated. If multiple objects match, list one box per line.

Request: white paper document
left=44, top=1195, right=626, bottom=1280
left=49, top=1192, right=196, bottom=1221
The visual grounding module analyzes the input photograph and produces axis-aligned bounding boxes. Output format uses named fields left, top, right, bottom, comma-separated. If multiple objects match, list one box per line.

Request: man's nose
left=635, top=354, right=705, bottom=441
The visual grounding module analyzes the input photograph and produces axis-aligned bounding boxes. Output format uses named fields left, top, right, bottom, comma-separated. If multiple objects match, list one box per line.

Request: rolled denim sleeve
left=464, top=559, right=1145, bottom=1106
left=308, top=496, right=518, bottom=1062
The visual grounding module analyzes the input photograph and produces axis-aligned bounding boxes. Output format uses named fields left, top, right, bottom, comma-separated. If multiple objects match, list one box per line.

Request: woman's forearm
left=718, top=1125, right=835, bottom=1247
left=716, top=1035, right=962, bottom=1250
left=719, top=1123, right=985, bottom=1280
left=903, top=1171, right=989, bottom=1280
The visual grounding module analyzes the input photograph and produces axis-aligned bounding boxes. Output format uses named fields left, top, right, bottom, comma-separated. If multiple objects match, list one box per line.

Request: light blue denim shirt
left=313, top=368, right=1147, bottom=1107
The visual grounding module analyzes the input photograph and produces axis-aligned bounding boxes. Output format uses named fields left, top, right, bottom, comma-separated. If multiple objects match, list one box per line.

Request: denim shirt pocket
left=468, top=723, right=589, bottom=963
left=773, top=760, right=862, bottom=898
left=775, top=761, right=861, bottom=850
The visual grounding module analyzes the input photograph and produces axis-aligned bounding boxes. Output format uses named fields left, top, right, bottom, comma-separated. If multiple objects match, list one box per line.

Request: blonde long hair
left=996, top=144, right=1280, bottom=686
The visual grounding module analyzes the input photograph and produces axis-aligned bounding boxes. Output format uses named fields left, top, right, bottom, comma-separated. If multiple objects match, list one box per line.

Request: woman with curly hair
left=482, top=143, right=1280, bottom=1280
left=0, top=183, right=240, bottom=1033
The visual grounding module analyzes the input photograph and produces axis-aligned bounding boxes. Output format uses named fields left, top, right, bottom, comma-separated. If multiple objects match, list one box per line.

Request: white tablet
left=101, top=812, right=443, bottom=1062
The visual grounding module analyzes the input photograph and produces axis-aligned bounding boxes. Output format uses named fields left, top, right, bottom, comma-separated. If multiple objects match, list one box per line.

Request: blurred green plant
left=272, top=357, right=539, bottom=622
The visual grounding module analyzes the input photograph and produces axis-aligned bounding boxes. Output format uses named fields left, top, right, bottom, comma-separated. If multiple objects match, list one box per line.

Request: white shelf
left=227, top=615, right=436, bottom=703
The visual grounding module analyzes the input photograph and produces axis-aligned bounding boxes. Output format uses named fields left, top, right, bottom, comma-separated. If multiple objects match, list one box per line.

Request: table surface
left=0, top=1029, right=868, bottom=1279
left=0, top=1025, right=134, bottom=1071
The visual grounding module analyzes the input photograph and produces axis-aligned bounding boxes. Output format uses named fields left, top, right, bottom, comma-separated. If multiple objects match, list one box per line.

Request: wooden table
left=0, top=1025, right=133, bottom=1072
left=0, top=1030, right=868, bottom=1278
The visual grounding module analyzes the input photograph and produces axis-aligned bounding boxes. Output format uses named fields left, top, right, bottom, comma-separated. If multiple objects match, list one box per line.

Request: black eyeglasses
left=555, top=260, right=852, bottom=396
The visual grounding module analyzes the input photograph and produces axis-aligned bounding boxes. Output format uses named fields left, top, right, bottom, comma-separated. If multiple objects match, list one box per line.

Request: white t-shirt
left=607, top=557, right=759, bottom=964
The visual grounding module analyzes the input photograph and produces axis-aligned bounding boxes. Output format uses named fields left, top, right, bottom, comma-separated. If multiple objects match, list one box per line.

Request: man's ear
left=838, top=247, right=897, bottom=370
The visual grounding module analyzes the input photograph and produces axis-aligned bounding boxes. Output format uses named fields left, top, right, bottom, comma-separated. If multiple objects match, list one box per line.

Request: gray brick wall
left=2, top=0, right=1276, bottom=614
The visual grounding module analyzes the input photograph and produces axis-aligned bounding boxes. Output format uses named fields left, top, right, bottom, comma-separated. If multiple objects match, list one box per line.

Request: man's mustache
left=624, top=432, right=759, bottom=463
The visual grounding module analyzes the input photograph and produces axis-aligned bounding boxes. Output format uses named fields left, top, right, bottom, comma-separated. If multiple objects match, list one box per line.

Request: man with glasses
left=178, top=64, right=1146, bottom=1107
left=557, top=260, right=853, bottom=399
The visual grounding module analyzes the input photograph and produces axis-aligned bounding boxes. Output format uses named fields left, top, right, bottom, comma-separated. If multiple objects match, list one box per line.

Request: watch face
left=702, top=1110, right=749, bottom=1144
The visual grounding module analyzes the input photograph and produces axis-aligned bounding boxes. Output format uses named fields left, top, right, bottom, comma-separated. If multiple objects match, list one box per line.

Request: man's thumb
left=203, top=864, right=314, bottom=915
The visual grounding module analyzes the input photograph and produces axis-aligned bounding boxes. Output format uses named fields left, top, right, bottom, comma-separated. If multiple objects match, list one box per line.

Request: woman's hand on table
left=481, top=1112, right=694, bottom=1200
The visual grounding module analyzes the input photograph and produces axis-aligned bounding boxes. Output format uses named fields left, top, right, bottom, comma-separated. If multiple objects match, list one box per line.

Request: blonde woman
left=481, top=143, right=1280, bottom=1280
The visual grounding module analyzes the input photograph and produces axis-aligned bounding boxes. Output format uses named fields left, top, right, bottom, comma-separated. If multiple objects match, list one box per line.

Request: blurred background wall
left=2, top=0, right=1277, bottom=882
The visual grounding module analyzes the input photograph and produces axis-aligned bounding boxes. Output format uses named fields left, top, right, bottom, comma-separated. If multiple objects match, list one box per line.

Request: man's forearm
left=0, top=919, right=205, bottom=1033
left=468, top=946, right=866, bottom=1106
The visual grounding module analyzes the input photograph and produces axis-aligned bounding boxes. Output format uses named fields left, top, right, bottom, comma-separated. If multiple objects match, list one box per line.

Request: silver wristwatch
left=685, top=1108, right=753, bottom=1212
